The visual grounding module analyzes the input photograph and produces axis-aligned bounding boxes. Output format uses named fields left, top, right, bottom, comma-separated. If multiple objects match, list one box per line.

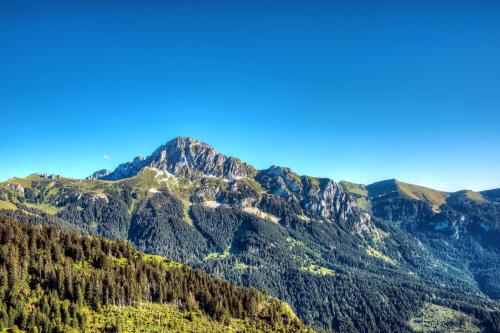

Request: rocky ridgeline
left=89, top=137, right=369, bottom=229
left=87, top=169, right=112, bottom=180
left=257, top=166, right=356, bottom=222
left=97, top=137, right=256, bottom=181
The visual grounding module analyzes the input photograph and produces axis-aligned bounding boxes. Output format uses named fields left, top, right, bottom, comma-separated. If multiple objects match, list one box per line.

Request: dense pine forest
left=0, top=215, right=309, bottom=332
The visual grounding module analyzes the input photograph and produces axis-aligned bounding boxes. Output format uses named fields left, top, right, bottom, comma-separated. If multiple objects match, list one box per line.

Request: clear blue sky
left=1, top=1, right=499, bottom=191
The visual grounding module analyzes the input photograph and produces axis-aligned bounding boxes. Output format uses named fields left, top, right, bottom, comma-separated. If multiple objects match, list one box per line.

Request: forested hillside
left=1, top=137, right=500, bottom=332
left=0, top=215, right=308, bottom=332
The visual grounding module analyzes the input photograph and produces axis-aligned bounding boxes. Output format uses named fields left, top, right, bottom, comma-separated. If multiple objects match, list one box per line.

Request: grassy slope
left=339, top=181, right=370, bottom=209
left=396, top=181, right=449, bottom=211
left=366, top=179, right=449, bottom=212
left=410, top=303, right=480, bottom=333
left=463, top=190, right=487, bottom=203
left=86, top=302, right=264, bottom=333
left=0, top=200, right=16, bottom=210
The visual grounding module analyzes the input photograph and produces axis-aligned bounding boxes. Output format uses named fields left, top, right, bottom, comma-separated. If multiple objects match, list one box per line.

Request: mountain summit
left=95, top=137, right=256, bottom=181
left=2, top=137, right=500, bottom=332
left=90, top=137, right=366, bottom=228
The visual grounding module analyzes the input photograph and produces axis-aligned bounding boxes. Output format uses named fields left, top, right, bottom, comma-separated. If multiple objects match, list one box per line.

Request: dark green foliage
left=258, top=193, right=304, bottom=225
left=0, top=215, right=306, bottom=332
left=129, top=192, right=208, bottom=263
left=190, top=205, right=244, bottom=251
left=192, top=206, right=500, bottom=332
left=2, top=173, right=500, bottom=332
left=216, top=180, right=260, bottom=206
left=369, top=185, right=500, bottom=302
left=58, top=191, right=130, bottom=239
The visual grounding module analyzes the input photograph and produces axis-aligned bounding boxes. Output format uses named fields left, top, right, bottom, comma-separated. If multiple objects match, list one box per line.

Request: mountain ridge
left=90, top=136, right=499, bottom=197
left=2, top=136, right=500, bottom=332
left=96, top=137, right=256, bottom=181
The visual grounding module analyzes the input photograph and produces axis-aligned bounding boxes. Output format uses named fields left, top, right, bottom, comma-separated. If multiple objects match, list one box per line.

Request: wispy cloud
left=103, top=155, right=111, bottom=160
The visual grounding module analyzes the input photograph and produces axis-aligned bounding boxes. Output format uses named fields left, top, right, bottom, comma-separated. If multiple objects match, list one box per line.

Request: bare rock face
left=257, top=166, right=356, bottom=222
left=7, top=183, right=24, bottom=194
left=94, top=137, right=256, bottom=181
left=257, top=166, right=302, bottom=198
left=302, top=177, right=355, bottom=221
left=88, top=137, right=376, bottom=236
left=216, top=179, right=261, bottom=207
left=100, top=156, right=146, bottom=180
left=86, top=169, right=112, bottom=180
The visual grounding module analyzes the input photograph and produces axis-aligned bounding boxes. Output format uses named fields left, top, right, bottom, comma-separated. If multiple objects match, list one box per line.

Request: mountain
left=0, top=215, right=309, bottom=332
left=87, top=168, right=112, bottom=180
left=1, top=137, right=500, bottom=332
left=354, top=179, right=500, bottom=301
left=97, top=137, right=256, bottom=181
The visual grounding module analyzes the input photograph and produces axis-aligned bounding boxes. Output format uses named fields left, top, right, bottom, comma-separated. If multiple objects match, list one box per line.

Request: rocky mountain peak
left=86, top=169, right=112, bottom=180
left=257, top=166, right=302, bottom=197
left=92, top=137, right=257, bottom=181
left=257, top=166, right=359, bottom=223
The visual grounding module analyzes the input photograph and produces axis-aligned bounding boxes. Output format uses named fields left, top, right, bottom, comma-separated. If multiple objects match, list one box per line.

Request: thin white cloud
left=103, top=155, right=111, bottom=160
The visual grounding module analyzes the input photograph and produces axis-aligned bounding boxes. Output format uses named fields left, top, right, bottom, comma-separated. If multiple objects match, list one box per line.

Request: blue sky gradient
left=1, top=1, right=499, bottom=191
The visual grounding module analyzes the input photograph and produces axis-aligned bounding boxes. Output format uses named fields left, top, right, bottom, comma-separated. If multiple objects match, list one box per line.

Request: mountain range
left=1, top=137, right=499, bottom=332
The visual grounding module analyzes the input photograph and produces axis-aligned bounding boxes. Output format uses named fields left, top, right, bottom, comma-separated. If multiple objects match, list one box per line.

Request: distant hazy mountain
left=1, top=137, right=499, bottom=332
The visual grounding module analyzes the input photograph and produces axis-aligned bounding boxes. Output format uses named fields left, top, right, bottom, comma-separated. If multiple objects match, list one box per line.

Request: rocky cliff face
left=97, top=137, right=257, bottom=181
left=87, top=169, right=112, bottom=180
left=7, top=136, right=500, bottom=331
left=91, top=138, right=370, bottom=231
left=256, top=166, right=357, bottom=223
left=362, top=180, right=500, bottom=245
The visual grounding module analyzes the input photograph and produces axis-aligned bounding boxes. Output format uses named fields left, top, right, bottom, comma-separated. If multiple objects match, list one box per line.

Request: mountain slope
left=346, top=178, right=500, bottom=302
left=97, top=137, right=256, bottom=181
left=0, top=215, right=309, bottom=332
left=1, top=137, right=500, bottom=332
left=367, top=179, right=449, bottom=212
